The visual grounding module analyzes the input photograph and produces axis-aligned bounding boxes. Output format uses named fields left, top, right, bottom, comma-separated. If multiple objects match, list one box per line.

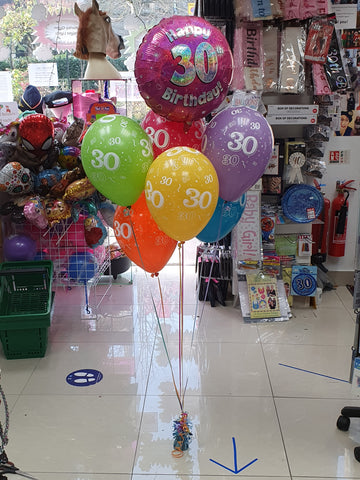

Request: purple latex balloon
left=202, top=106, right=274, bottom=201
left=3, top=234, right=37, bottom=261
left=135, top=15, right=233, bottom=123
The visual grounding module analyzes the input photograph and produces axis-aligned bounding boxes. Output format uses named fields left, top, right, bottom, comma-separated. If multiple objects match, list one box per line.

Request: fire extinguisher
left=328, top=180, right=356, bottom=257
left=311, top=180, right=331, bottom=265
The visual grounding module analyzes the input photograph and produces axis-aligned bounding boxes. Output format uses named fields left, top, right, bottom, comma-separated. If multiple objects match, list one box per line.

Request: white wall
left=322, top=135, right=360, bottom=272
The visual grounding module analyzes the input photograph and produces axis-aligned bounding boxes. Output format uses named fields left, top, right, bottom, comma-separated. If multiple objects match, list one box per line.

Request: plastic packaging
left=243, top=21, right=264, bottom=91
left=323, top=29, right=351, bottom=91
left=279, top=25, right=306, bottom=94
left=233, top=0, right=252, bottom=21
left=300, top=0, right=328, bottom=20
left=270, top=0, right=284, bottom=18
left=231, top=89, right=262, bottom=110
left=231, top=25, right=246, bottom=91
left=305, top=16, right=335, bottom=64
left=231, top=21, right=264, bottom=92
left=304, top=124, right=331, bottom=142
left=263, top=24, right=279, bottom=92
left=283, top=0, right=300, bottom=21
left=250, top=0, right=273, bottom=21
left=312, top=63, right=332, bottom=95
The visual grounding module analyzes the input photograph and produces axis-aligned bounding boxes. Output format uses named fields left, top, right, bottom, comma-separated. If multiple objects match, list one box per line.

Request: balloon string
left=128, top=215, right=183, bottom=412
left=156, top=275, right=166, bottom=320
left=156, top=275, right=184, bottom=409
left=178, top=242, right=183, bottom=405
left=190, top=200, right=226, bottom=346
left=190, top=199, right=229, bottom=345
left=179, top=242, right=186, bottom=408
left=183, top=243, right=218, bottom=401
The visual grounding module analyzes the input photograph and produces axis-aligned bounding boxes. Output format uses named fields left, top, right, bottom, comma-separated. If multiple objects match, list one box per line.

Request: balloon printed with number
left=197, top=194, right=246, bottom=243
left=135, top=15, right=233, bottom=123
left=145, top=146, right=219, bottom=242
left=113, top=192, right=177, bottom=274
left=202, top=106, right=274, bottom=202
left=141, top=110, right=205, bottom=159
left=81, top=115, right=153, bottom=206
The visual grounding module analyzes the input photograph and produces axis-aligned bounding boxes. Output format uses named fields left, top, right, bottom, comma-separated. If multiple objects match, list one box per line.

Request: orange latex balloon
left=113, top=192, right=177, bottom=274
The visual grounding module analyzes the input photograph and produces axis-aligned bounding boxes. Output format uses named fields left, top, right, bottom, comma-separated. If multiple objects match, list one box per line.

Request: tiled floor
left=1, top=263, right=360, bottom=479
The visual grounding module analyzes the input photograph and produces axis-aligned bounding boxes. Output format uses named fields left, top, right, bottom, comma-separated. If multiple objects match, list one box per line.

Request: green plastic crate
left=0, top=327, right=48, bottom=359
left=0, top=261, right=54, bottom=359
left=0, top=260, right=53, bottom=329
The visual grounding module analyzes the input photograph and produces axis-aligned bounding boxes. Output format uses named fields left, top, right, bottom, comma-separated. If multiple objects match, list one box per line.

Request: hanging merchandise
left=283, top=0, right=300, bottom=21
left=301, top=0, right=328, bottom=20
left=249, top=0, right=272, bottom=21
left=304, top=15, right=335, bottom=64
left=291, top=265, right=318, bottom=296
left=243, top=21, right=264, bottom=91
left=328, top=180, right=356, bottom=257
left=233, top=0, right=253, bottom=21
left=263, top=24, right=279, bottom=93
left=284, top=141, right=306, bottom=184
left=279, top=25, right=306, bottom=94
left=231, top=22, right=264, bottom=92
left=323, top=29, right=351, bottom=92
left=281, top=184, right=324, bottom=223
left=231, top=25, right=246, bottom=91
left=297, top=234, right=312, bottom=258
left=312, top=62, right=332, bottom=95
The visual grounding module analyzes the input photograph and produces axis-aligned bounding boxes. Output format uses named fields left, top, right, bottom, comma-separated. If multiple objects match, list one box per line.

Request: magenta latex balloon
left=135, top=15, right=233, bottom=123
left=202, top=106, right=274, bottom=201
left=141, top=110, right=205, bottom=158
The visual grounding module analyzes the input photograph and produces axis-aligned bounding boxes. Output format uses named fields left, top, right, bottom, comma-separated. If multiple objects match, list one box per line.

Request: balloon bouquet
left=81, top=15, right=274, bottom=456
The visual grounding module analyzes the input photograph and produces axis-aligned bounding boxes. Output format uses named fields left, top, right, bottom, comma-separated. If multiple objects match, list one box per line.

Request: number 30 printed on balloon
left=135, top=16, right=234, bottom=123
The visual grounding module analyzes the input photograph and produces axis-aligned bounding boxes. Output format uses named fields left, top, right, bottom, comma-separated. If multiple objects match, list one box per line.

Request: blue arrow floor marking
left=209, top=437, right=258, bottom=474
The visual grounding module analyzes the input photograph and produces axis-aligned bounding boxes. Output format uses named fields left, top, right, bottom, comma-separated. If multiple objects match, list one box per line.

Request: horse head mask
left=74, top=0, right=124, bottom=60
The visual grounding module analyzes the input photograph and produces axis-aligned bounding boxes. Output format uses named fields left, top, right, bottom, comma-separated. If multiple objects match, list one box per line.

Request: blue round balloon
left=197, top=194, right=246, bottom=243
left=68, top=251, right=97, bottom=283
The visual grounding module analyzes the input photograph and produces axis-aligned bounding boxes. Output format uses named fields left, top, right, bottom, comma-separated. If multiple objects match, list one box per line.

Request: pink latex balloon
left=135, top=15, right=233, bottom=123
left=141, top=110, right=205, bottom=158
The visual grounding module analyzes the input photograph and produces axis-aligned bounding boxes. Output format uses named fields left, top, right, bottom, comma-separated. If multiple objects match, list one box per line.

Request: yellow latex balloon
left=145, top=146, right=219, bottom=241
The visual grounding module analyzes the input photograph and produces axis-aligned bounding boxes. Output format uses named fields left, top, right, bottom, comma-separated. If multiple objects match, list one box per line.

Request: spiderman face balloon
left=19, top=114, right=54, bottom=158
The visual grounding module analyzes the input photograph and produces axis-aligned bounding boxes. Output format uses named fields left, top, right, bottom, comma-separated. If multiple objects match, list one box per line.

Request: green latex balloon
left=81, top=115, right=153, bottom=206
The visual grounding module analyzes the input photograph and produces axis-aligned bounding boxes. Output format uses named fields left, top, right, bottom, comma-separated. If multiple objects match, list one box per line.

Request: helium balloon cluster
left=0, top=111, right=113, bottom=270
left=79, top=14, right=274, bottom=275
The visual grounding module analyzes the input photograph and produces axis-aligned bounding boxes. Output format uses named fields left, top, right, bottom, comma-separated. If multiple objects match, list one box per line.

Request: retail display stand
left=196, top=244, right=232, bottom=307
left=10, top=217, right=112, bottom=315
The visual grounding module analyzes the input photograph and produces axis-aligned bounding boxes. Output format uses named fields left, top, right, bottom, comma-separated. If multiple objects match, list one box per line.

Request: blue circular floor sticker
left=66, top=369, right=103, bottom=387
